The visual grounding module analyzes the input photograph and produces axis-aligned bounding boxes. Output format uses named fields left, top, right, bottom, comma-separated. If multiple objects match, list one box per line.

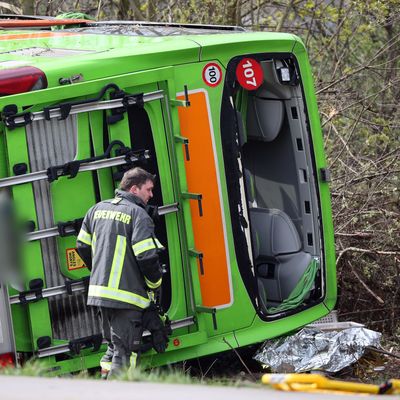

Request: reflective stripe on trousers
left=129, top=352, right=138, bottom=371
left=88, top=285, right=150, bottom=308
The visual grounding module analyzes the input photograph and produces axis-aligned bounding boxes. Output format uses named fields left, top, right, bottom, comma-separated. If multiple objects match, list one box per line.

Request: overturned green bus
left=0, top=17, right=336, bottom=374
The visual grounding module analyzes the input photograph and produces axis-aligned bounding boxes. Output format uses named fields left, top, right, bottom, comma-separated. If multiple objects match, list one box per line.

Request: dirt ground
left=334, top=348, right=400, bottom=384
left=182, top=344, right=400, bottom=385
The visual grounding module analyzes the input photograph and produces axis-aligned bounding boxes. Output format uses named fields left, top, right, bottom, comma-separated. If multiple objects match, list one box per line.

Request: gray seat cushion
left=247, top=97, right=284, bottom=142
left=249, top=208, right=301, bottom=258
left=249, top=207, right=313, bottom=310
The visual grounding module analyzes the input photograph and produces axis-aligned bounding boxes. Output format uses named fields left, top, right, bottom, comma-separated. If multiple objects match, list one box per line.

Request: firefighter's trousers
left=99, top=307, right=143, bottom=378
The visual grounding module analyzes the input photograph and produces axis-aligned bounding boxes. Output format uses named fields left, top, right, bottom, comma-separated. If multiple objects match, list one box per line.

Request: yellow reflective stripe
left=145, top=277, right=162, bottom=289
left=108, top=235, right=127, bottom=288
left=100, top=361, right=111, bottom=371
left=129, top=352, right=138, bottom=371
left=88, top=285, right=150, bottom=308
left=132, top=238, right=155, bottom=256
left=155, top=238, right=164, bottom=249
left=92, top=231, right=97, bottom=254
left=77, top=228, right=91, bottom=245
left=132, top=237, right=163, bottom=256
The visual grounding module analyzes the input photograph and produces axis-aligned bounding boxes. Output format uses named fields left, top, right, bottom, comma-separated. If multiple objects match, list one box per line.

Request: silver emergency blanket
left=254, top=327, right=381, bottom=373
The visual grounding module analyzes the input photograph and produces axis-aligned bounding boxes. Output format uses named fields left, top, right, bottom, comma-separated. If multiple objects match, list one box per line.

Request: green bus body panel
left=291, top=39, right=337, bottom=309
left=0, top=27, right=336, bottom=374
left=0, top=31, right=201, bottom=87
left=0, top=128, right=7, bottom=179
left=172, top=61, right=257, bottom=334
left=192, top=32, right=296, bottom=61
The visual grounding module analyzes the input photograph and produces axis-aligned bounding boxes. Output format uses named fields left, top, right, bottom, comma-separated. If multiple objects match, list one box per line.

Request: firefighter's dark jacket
left=76, top=189, right=163, bottom=310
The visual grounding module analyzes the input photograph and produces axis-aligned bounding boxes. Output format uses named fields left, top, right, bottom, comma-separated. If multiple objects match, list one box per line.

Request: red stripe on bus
left=0, top=19, right=89, bottom=28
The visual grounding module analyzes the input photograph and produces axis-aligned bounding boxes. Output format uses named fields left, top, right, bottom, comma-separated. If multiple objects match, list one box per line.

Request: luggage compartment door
left=0, top=68, right=195, bottom=362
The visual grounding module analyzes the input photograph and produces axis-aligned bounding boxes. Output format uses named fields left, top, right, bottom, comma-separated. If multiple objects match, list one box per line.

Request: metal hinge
left=170, top=85, right=190, bottom=108
left=0, top=148, right=150, bottom=189
left=174, top=135, right=190, bottom=161
left=9, top=277, right=89, bottom=305
left=2, top=84, right=164, bottom=129
left=195, top=306, right=217, bottom=330
left=189, top=249, right=204, bottom=275
left=320, top=168, right=331, bottom=182
left=26, top=203, right=179, bottom=242
left=36, top=316, right=196, bottom=358
left=182, top=192, right=203, bottom=217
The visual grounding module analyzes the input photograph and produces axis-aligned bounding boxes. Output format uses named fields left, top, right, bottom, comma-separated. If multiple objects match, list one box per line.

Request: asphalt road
left=0, top=375, right=393, bottom=400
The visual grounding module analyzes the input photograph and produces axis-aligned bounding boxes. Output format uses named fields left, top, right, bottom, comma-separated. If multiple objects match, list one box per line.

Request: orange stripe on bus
left=178, top=90, right=232, bottom=308
left=0, top=32, right=79, bottom=40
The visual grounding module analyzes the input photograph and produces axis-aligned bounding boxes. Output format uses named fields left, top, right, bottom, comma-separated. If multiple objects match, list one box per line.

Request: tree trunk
left=21, top=0, right=35, bottom=15
left=276, top=0, right=294, bottom=32
left=147, top=0, right=155, bottom=21
left=226, top=0, right=241, bottom=25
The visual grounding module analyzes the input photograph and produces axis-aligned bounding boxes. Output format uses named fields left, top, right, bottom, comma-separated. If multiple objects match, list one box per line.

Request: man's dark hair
left=119, top=167, right=156, bottom=191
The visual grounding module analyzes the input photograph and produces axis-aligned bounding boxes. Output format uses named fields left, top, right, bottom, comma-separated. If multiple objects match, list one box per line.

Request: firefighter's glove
left=142, top=302, right=171, bottom=353
left=152, top=330, right=168, bottom=353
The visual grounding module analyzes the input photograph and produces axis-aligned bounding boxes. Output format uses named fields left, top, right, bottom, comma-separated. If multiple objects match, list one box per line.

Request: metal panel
left=0, top=284, right=15, bottom=355
left=26, top=117, right=101, bottom=340
left=69, top=22, right=245, bottom=37
left=0, top=192, right=17, bottom=357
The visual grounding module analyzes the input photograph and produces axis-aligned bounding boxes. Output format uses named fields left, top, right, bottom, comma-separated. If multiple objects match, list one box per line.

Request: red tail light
left=0, top=66, right=47, bottom=96
left=0, top=352, right=15, bottom=368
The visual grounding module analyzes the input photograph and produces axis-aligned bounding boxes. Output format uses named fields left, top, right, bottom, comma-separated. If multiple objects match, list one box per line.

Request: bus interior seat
left=247, top=95, right=285, bottom=142
left=243, top=161, right=312, bottom=310
left=249, top=208, right=312, bottom=311
left=237, top=99, right=313, bottom=313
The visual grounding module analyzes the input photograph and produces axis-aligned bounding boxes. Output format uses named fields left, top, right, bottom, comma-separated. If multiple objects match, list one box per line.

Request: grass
left=0, top=361, right=261, bottom=387
left=115, top=367, right=201, bottom=384
left=0, top=360, right=262, bottom=388
left=117, top=366, right=261, bottom=387
left=0, top=360, right=47, bottom=377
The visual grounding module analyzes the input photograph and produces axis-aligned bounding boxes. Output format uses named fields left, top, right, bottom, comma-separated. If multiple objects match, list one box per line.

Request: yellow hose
left=262, top=374, right=400, bottom=395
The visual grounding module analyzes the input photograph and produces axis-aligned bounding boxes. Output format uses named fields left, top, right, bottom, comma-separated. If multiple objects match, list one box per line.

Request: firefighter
left=76, top=167, right=163, bottom=378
